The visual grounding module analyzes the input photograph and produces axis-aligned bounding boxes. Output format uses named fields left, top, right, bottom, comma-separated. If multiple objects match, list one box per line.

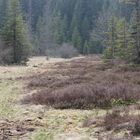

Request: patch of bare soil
left=22, top=56, right=140, bottom=109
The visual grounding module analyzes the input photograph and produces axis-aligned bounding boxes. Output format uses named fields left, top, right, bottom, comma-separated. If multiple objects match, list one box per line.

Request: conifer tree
left=0, top=0, right=10, bottom=32
left=52, top=12, right=64, bottom=44
left=129, top=0, right=140, bottom=63
left=83, top=41, right=89, bottom=55
left=116, top=18, right=128, bottom=59
left=1, top=0, right=32, bottom=64
left=104, top=16, right=117, bottom=59
left=72, top=27, right=82, bottom=52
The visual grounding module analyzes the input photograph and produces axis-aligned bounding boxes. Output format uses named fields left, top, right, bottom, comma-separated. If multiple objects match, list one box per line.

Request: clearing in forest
left=0, top=56, right=140, bottom=140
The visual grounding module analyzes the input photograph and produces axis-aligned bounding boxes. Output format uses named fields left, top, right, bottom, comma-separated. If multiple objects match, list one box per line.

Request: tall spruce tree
left=116, top=18, right=128, bottom=59
left=104, top=16, right=117, bottom=59
left=72, top=27, right=82, bottom=52
left=129, top=0, right=140, bottom=63
left=1, top=0, right=32, bottom=64
left=0, top=0, right=10, bottom=31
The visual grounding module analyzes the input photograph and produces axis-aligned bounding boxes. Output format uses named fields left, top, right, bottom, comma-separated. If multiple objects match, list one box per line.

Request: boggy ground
left=0, top=56, right=140, bottom=140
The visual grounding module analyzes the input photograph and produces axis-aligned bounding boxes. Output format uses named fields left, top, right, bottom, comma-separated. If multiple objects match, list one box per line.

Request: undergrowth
left=22, top=56, right=140, bottom=109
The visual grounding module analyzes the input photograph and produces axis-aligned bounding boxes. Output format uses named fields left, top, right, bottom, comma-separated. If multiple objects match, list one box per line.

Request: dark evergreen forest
left=0, top=0, right=140, bottom=64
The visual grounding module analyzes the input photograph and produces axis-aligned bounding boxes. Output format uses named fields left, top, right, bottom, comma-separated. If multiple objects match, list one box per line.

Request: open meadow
left=0, top=56, right=140, bottom=140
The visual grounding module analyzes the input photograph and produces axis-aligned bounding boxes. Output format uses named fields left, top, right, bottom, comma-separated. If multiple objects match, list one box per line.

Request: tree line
left=0, top=0, right=140, bottom=64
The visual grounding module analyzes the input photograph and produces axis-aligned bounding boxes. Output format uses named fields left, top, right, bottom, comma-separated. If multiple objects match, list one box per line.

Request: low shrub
left=22, top=82, right=140, bottom=109
left=104, top=110, right=130, bottom=131
left=132, top=118, right=140, bottom=136
left=103, top=109, right=140, bottom=135
left=58, top=43, right=78, bottom=58
left=23, top=56, right=140, bottom=109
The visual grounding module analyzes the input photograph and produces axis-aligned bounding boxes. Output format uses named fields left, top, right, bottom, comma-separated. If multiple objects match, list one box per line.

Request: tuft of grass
left=29, top=130, right=54, bottom=140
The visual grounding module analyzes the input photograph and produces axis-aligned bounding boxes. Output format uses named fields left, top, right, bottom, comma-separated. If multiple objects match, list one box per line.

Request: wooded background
left=0, top=0, right=140, bottom=64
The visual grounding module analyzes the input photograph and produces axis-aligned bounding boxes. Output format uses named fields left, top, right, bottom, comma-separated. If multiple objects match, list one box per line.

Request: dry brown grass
left=22, top=56, right=140, bottom=109
left=103, top=109, right=140, bottom=136
left=83, top=107, right=140, bottom=139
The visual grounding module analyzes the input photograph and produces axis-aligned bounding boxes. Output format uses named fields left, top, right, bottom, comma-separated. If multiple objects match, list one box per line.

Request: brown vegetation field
left=23, top=56, right=140, bottom=109
left=0, top=56, right=140, bottom=140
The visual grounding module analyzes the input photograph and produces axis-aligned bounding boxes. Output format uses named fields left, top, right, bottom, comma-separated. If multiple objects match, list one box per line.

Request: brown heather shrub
left=83, top=108, right=140, bottom=139
left=22, top=82, right=140, bottom=109
left=104, top=110, right=131, bottom=131
left=132, top=117, right=140, bottom=136
left=114, top=64, right=140, bottom=72
left=100, top=137, right=134, bottom=140
left=103, top=110, right=140, bottom=135
left=22, top=56, right=140, bottom=109
left=98, top=135, right=133, bottom=140
left=28, top=75, right=61, bottom=88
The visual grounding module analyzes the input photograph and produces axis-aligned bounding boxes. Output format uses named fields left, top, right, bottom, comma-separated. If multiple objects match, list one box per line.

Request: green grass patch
left=0, top=81, right=21, bottom=119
